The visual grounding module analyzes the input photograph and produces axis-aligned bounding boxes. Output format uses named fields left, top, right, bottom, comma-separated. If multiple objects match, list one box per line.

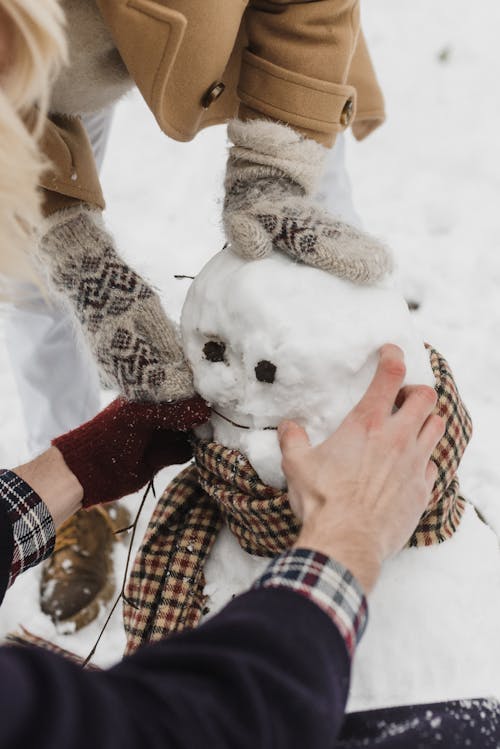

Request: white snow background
left=0, top=0, right=500, bottom=682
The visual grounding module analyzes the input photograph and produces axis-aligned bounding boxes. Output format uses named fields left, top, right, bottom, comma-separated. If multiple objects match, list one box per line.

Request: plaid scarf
left=123, top=347, right=471, bottom=655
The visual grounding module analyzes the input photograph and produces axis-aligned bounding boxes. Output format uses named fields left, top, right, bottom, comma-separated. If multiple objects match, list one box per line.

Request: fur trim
left=50, top=0, right=133, bottom=116
left=40, top=202, right=100, bottom=233
left=227, top=118, right=327, bottom=195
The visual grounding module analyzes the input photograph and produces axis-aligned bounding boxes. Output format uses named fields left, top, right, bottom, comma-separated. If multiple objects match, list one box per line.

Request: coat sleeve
left=0, top=478, right=352, bottom=748
left=0, top=588, right=351, bottom=749
left=24, top=110, right=105, bottom=215
left=349, top=30, right=386, bottom=140
left=239, top=0, right=361, bottom=146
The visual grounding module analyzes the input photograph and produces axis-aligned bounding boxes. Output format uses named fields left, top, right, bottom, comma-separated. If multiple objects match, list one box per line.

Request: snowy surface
left=0, top=0, right=499, bottom=699
left=348, top=503, right=500, bottom=710
left=202, top=504, right=500, bottom=711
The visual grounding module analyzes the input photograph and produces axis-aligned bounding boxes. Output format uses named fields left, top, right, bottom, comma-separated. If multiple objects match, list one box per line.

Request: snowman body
left=181, top=249, right=500, bottom=711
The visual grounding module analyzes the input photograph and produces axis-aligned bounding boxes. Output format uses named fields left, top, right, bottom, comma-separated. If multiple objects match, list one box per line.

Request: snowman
left=125, top=247, right=500, bottom=712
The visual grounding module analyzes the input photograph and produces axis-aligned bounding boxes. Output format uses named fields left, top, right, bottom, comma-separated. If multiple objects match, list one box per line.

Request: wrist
left=294, top=529, right=382, bottom=594
left=14, top=447, right=83, bottom=528
left=255, top=548, right=368, bottom=656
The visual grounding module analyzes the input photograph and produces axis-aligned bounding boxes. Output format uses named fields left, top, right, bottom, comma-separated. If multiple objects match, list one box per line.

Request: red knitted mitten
left=52, top=396, right=211, bottom=507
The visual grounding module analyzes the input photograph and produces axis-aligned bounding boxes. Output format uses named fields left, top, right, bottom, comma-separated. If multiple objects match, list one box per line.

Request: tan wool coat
left=41, top=0, right=385, bottom=215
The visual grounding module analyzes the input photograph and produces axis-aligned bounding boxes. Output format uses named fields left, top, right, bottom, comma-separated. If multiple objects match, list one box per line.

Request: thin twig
left=82, top=479, right=156, bottom=668
left=114, top=523, right=135, bottom=535
left=173, top=244, right=229, bottom=282
left=212, top=408, right=277, bottom=431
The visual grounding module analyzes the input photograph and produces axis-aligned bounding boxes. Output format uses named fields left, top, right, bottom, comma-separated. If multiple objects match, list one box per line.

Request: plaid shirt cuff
left=0, top=470, right=55, bottom=589
left=254, top=548, right=368, bottom=657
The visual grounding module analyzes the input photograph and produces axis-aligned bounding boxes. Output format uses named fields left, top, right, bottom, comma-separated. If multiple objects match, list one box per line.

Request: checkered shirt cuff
left=254, top=548, right=368, bottom=657
left=0, top=470, right=55, bottom=588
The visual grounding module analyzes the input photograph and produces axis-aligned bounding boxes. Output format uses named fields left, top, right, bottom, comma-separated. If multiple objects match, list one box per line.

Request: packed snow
left=0, top=0, right=499, bottom=712
left=182, top=247, right=433, bottom=488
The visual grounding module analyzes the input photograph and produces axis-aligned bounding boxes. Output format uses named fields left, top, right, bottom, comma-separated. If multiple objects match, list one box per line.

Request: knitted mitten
left=38, top=207, right=195, bottom=402
left=53, top=396, right=211, bottom=507
left=224, top=119, right=392, bottom=284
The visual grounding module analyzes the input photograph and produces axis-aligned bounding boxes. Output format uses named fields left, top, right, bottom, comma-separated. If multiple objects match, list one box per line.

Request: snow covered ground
left=1, top=0, right=500, bottom=677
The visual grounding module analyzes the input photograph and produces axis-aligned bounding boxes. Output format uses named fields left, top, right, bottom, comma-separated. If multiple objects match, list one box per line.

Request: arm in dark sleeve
left=0, top=588, right=350, bottom=749
left=0, top=470, right=361, bottom=748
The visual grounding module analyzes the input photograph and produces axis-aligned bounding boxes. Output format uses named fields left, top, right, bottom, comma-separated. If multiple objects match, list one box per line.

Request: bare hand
left=278, top=344, right=445, bottom=593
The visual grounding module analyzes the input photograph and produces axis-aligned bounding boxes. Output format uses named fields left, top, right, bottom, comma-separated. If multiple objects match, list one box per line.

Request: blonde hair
left=0, top=0, right=66, bottom=285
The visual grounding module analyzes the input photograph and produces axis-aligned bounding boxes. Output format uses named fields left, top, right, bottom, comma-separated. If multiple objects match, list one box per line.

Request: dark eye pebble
left=255, top=360, right=276, bottom=383
left=203, top=341, right=226, bottom=362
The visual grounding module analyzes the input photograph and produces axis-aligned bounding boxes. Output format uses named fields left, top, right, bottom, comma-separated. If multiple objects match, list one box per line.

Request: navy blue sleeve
left=0, top=588, right=350, bottom=749
left=0, top=474, right=352, bottom=748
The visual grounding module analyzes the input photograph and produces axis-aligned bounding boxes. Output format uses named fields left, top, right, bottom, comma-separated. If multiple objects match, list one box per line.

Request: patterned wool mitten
left=38, top=207, right=195, bottom=402
left=224, top=119, right=392, bottom=284
left=53, top=396, right=211, bottom=507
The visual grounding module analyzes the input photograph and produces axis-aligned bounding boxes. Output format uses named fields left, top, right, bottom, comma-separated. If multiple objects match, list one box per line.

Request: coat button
left=340, top=97, right=354, bottom=127
left=202, top=81, right=226, bottom=109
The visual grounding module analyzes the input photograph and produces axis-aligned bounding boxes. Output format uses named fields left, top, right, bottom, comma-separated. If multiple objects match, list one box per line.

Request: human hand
left=223, top=118, right=392, bottom=284
left=52, top=395, right=211, bottom=507
left=278, top=344, right=445, bottom=592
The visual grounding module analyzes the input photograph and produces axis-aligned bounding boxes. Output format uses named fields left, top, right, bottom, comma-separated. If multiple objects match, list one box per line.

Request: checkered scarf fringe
left=123, top=346, right=471, bottom=654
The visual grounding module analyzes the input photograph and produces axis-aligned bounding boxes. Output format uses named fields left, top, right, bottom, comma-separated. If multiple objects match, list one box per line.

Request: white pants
left=316, top=133, right=362, bottom=228
left=4, top=110, right=113, bottom=456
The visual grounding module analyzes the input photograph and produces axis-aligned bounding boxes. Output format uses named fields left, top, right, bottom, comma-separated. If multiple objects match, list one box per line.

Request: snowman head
left=181, top=248, right=433, bottom=488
